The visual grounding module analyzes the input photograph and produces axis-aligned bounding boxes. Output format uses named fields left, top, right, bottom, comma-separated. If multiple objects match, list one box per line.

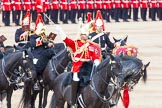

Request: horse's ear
left=123, top=36, right=128, bottom=43
left=113, top=37, right=118, bottom=42
left=145, top=62, right=150, bottom=68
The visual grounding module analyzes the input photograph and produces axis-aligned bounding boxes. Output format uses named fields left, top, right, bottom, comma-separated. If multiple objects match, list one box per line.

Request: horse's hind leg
left=43, top=87, right=50, bottom=108
left=6, top=88, right=13, bottom=108
left=0, top=93, right=3, bottom=108
left=38, top=88, right=43, bottom=108
left=31, top=90, right=39, bottom=108
left=51, top=93, right=65, bottom=108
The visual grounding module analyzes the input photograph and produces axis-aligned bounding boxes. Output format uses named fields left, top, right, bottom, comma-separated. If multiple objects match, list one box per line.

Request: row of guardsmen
left=0, top=0, right=162, bottom=26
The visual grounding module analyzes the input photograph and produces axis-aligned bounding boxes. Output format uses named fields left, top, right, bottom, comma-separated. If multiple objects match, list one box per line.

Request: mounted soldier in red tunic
left=56, top=23, right=102, bottom=108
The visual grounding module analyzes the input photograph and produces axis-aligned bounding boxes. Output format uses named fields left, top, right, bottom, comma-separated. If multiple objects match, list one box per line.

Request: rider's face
left=80, top=34, right=88, bottom=41
left=96, top=26, right=102, bottom=33
left=22, top=25, right=30, bottom=31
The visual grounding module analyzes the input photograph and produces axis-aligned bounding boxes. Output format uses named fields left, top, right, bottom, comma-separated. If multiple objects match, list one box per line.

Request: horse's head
left=116, top=55, right=148, bottom=89
left=113, top=36, right=128, bottom=47
left=4, top=45, right=15, bottom=55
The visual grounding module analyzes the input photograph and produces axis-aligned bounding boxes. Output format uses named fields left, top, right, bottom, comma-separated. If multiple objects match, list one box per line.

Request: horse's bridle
left=1, top=52, right=33, bottom=85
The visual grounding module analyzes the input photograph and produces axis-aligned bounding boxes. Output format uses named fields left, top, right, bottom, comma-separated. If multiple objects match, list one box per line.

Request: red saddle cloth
left=112, top=46, right=138, bottom=57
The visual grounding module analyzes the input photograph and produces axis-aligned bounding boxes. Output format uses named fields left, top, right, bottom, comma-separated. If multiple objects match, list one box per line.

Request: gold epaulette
left=87, top=40, right=101, bottom=48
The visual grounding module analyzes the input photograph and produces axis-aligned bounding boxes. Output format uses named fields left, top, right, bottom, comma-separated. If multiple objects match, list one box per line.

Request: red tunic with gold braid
left=64, top=37, right=101, bottom=73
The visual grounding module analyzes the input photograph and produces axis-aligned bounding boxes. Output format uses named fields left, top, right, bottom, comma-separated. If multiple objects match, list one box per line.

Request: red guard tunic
left=70, top=0, right=77, bottom=9
left=95, top=0, right=103, bottom=9
left=2, top=0, right=12, bottom=11
left=78, top=0, right=86, bottom=9
left=64, top=37, right=101, bottom=73
left=113, top=0, right=121, bottom=8
left=132, top=0, right=140, bottom=8
left=23, top=0, right=32, bottom=10
left=87, top=0, right=94, bottom=9
left=122, top=0, right=130, bottom=8
left=51, top=0, right=59, bottom=9
left=158, top=0, right=162, bottom=8
left=103, top=0, right=112, bottom=9
left=60, top=0, right=68, bottom=10
left=140, top=0, right=148, bottom=8
left=36, top=0, right=45, bottom=12
left=44, top=0, right=50, bottom=11
left=13, top=0, right=22, bottom=10
left=149, top=0, right=157, bottom=8
left=31, top=0, right=36, bottom=10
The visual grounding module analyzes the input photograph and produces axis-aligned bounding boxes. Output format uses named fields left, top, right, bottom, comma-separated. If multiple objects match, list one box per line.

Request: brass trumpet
left=28, top=29, right=35, bottom=36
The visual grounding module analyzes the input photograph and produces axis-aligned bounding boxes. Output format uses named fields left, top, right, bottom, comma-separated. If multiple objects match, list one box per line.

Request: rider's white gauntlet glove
left=55, top=26, right=66, bottom=40
left=94, top=59, right=100, bottom=67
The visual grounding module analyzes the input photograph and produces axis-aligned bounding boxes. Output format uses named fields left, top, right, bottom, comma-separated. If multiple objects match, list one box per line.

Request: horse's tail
left=18, top=80, right=34, bottom=108
left=142, top=62, right=150, bottom=83
left=49, top=93, right=56, bottom=108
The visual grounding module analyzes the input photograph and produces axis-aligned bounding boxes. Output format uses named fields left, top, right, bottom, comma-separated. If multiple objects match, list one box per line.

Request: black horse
left=19, top=43, right=71, bottom=108
left=0, top=50, right=36, bottom=108
left=51, top=54, right=123, bottom=108
left=102, top=55, right=150, bottom=107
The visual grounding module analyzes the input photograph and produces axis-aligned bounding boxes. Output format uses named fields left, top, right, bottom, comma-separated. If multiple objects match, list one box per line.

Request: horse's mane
left=96, top=57, right=110, bottom=71
left=120, top=55, right=142, bottom=63
left=51, top=48, right=67, bottom=60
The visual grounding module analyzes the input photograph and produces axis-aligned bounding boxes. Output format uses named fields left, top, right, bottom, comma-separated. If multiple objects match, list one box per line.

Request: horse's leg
left=0, top=93, right=2, bottom=108
left=38, top=88, right=43, bottom=108
left=6, top=88, right=13, bottom=108
left=43, top=86, right=50, bottom=108
left=31, top=90, right=39, bottom=108
left=50, top=93, right=65, bottom=108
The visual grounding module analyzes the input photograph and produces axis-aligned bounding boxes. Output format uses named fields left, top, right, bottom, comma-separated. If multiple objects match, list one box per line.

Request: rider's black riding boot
left=71, top=81, right=79, bottom=108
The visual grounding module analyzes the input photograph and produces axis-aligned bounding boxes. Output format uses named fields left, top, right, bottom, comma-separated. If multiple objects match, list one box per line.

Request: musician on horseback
left=15, top=10, right=33, bottom=49
left=89, top=10, right=116, bottom=59
left=30, top=14, right=56, bottom=90
left=56, top=24, right=102, bottom=108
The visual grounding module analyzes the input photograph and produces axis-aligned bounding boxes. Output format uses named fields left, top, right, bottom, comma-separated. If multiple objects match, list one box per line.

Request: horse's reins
left=1, top=52, right=32, bottom=85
